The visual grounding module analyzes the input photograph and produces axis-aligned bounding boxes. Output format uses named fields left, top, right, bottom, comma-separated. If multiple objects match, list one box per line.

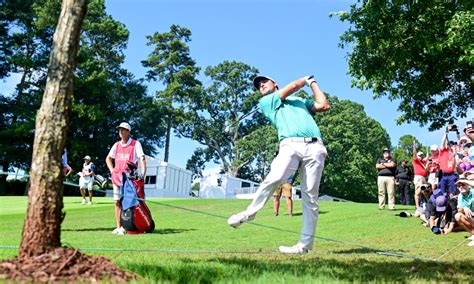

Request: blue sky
left=105, top=0, right=469, bottom=168
left=2, top=0, right=470, bottom=169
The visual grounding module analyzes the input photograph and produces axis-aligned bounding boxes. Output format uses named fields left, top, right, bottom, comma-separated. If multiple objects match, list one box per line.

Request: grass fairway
left=0, top=196, right=473, bottom=283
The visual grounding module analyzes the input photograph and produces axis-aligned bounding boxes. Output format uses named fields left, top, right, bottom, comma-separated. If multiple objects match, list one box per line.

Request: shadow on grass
left=153, top=228, right=196, bottom=235
left=62, top=227, right=195, bottom=235
left=125, top=255, right=474, bottom=283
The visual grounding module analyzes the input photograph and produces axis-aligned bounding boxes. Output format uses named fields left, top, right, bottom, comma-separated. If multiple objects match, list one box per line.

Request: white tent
left=143, top=156, right=192, bottom=198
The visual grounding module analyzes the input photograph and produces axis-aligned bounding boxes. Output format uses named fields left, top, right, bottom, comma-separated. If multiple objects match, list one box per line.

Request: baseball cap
left=430, top=144, right=438, bottom=151
left=435, top=196, right=447, bottom=212
left=459, top=136, right=472, bottom=144
left=416, top=151, right=425, bottom=157
left=83, top=155, right=91, bottom=160
left=117, top=122, right=131, bottom=131
left=383, top=148, right=390, bottom=153
left=252, top=75, right=277, bottom=90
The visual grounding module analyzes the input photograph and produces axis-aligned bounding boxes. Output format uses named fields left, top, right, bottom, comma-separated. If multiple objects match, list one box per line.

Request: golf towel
left=120, top=173, right=139, bottom=210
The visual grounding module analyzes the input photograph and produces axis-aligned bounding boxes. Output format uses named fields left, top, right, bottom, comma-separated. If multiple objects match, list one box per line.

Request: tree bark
left=18, top=0, right=87, bottom=259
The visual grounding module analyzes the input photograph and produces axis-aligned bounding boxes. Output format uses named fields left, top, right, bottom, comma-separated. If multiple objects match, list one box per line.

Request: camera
left=448, top=124, right=458, bottom=132
left=420, top=183, right=431, bottom=192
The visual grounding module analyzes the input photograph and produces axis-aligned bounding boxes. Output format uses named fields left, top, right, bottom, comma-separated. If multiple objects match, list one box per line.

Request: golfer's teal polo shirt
left=259, top=91, right=322, bottom=141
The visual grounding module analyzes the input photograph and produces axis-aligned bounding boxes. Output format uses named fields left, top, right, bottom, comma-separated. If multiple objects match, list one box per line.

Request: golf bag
left=119, top=170, right=155, bottom=234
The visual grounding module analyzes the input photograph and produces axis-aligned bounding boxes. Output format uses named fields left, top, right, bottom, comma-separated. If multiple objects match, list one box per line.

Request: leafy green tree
left=142, top=24, right=201, bottom=162
left=0, top=0, right=165, bottom=176
left=180, top=60, right=260, bottom=177
left=318, top=96, right=391, bottom=202
left=334, top=1, right=473, bottom=130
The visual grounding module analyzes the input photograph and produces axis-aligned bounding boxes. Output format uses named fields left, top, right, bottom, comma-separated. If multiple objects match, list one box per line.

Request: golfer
left=228, top=75, right=329, bottom=254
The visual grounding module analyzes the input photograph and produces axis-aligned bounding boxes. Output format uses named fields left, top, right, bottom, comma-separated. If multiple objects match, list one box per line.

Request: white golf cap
left=253, top=75, right=277, bottom=89
left=430, top=144, right=438, bottom=151
left=416, top=151, right=424, bottom=157
left=83, top=155, right=91, bottom=160
left=117, top=122, right=131, bottom=131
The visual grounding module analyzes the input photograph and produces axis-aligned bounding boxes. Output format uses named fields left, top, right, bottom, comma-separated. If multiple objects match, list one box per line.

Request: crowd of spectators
left=376, top=120, right=474, bottom=247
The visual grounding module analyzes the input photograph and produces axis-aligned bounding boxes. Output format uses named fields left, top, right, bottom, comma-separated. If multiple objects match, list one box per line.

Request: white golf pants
left=243, top=138, right=327, bottom=249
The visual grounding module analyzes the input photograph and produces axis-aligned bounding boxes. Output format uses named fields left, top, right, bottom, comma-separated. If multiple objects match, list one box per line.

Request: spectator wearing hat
left=412, top=140, right=428, bottom=209
left=427, top=194, right=458, bottom=235
left=106, top=122, right=147, bottom=235
left=438, top=128, right=459, bottom=197
left=395, top=160, right=412, bottom=205
left=376, top=148, right=397, bottom=210
left=79, top=155, right=96, bottom=205
left=426, top=144, right=440, bottom=190
left=454, top=178, right=474, bottom=246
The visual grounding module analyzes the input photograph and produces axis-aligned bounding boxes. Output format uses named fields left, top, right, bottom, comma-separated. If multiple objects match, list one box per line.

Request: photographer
left=413, top=183, right=431, bottom=225
left=427, top=193, right=458, bottom=235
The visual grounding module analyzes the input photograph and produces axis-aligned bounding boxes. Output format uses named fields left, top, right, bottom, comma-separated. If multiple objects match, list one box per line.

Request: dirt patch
left=0, top=247, right=137, bottom=282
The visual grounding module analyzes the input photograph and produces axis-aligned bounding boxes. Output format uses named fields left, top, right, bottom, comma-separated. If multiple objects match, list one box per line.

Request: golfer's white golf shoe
left=279, top=243, right=309, bottom=254
left=227, top=212, right=256, bottom=228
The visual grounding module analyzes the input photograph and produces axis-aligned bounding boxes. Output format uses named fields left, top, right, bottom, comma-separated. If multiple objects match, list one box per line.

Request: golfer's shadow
left=288, top=211, right=328, bottom=217
left=63, top=227, right=195, bottom=234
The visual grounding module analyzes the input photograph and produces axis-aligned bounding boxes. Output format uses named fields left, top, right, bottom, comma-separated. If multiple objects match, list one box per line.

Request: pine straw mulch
left=0, top=247, right=137, bottom=282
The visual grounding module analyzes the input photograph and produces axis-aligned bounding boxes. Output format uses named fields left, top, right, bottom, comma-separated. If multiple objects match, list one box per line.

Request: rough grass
left=0, top=196, right=472, bottom=283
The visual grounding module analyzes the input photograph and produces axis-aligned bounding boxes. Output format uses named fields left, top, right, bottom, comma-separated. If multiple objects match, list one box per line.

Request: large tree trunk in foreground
left=18, top=0, right=87, bottom=258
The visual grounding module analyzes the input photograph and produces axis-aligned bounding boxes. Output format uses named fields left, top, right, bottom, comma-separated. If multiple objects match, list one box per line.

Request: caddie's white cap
left=83, top=155, right=91, bottom=160
left=430, top=144, right=438, bottom=151
left=253, top=75, right=277, bottom=90
left=117, top=122, right=131, bottom=131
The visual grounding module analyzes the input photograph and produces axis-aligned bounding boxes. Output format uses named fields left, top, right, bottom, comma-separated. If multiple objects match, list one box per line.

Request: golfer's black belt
left=286, top=137, right=319, bottom=143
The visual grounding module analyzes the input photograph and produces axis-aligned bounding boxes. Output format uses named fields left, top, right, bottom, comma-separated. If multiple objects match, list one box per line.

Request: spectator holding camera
left=413, top=183, right=431, bottom=225
left=412, top=140, right=428, bottom=209
left=454, top=177, right=474, bottom=246
left=395, top=160, right=412, bottom=205
left=376, top=148, right=397, bottom=210
left=438, top=125, right=460, bottom=197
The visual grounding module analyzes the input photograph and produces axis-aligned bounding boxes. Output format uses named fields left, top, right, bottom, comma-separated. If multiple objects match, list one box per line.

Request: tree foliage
left=318, top=96, right=391, bottom=202
left=142, top=24, right=201, bottom=162
left=335, top=1, right=473, bottom=130
left=0, top=0, right=165, bottom=175
left=180, top=60, right=261, bottom=177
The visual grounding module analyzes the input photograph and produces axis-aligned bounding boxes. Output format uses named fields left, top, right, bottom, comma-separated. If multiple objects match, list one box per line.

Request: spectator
left=395, top=160, right=412, bottom=205
left=413, top=183, right=431, bottom=225
left=438, top=127, right=459, bottom=197
left=376, top=148, right=397, bottom=210
left=412, top=140, right=428, bottom=209
left=454, top=178, right=474, bottom=246
left=427, top=193, right=458, bottom=235
left=426, top=144, right=440, bottom=190
left=106, top=122, right=147, bottom=235
left=273, top=172, right=297, bottom=216
left=62, top=149, right=73, bottom=177
left=79, top=155, right=95, bottom=205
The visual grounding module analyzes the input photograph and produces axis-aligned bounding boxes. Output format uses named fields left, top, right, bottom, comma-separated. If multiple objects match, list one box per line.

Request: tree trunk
left=164, top=114, right=172, bottom=162
left=18, top=0, right=87, bottom=259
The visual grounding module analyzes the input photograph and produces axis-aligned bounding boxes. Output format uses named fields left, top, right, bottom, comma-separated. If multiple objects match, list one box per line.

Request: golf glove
left=304, top=75, right=316, bottom=87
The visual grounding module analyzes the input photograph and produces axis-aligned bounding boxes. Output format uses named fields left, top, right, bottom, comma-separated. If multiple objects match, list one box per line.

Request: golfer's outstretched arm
left=309, top=81, right=330, bottom=113
left=278, top=78, right=306, bottom=100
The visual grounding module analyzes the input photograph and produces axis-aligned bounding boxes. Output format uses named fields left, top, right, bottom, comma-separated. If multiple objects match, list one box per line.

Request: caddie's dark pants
left=397, top=179, right=410, bottom=205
